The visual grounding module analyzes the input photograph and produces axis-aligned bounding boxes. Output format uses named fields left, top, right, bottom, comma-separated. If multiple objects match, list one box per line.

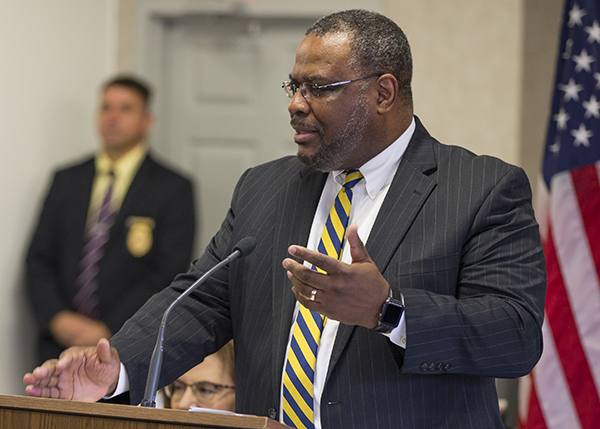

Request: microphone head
left=233, top=237, right=257, bottom=257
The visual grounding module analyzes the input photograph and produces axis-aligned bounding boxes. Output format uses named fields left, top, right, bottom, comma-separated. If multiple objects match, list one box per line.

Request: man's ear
left=375, top=74, right=398, bottom=114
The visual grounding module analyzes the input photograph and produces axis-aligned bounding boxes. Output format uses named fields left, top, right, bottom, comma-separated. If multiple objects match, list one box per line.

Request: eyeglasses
left=164, top=380, right=235, bottom=404
left=282, top=73, right=384, bottom=100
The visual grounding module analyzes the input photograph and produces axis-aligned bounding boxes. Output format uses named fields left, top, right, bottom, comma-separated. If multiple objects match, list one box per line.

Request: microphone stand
left=139, top=250, right=243, bottom=407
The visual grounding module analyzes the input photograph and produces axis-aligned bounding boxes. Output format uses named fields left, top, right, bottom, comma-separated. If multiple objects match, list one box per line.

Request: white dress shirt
left=280, top=118, right=416, bottom=428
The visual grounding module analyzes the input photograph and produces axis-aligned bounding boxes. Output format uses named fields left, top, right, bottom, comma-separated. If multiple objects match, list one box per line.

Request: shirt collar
left=333, top=116, right=416, bottom=199
left=95, top=142, right=147, bottom=177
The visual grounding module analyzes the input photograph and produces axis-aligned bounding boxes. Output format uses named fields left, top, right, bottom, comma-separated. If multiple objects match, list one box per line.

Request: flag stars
left=563, top=39, right=574, bottom=60
left=595, top=72, right=600, bottom=89
left=585, top=20, right=600, bottom=43
left=571, top=123, right=593, bottom=147
left=583, top=95, right=600, bottom=118
left=559, top=78, right=584, bottom=101
left=573, top=49, right=595, bottom=72
left=554, top=107, right=570, bottom=129
left=569, top=4, right=587, bottom=27
left=548, top=137, right=561, bottom=157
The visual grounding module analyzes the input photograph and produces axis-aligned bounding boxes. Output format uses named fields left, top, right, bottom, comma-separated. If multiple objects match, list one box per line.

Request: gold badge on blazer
left=126, top=216, right=155, bottom=258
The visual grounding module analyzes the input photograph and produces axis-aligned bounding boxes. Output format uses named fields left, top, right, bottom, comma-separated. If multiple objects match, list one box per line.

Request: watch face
left=382, top=301, right=404, bottom=325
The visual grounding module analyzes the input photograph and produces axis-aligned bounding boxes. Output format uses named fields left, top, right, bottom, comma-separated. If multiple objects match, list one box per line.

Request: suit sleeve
left=397, top=166, right=546, bottom=378
left=25, top=172, right=73, bottom=330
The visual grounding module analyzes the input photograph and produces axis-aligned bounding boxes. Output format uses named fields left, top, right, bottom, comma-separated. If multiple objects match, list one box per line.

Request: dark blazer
left=27, top=152, right=195, bottom=363
left=112, top=118, right=546, bottom=428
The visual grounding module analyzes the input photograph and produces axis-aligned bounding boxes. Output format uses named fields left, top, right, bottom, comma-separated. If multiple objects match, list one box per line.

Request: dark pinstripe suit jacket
left=112, top=117, right=546, bottom=428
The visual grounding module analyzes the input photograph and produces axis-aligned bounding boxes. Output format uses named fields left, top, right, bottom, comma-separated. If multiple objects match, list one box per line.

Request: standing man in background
left=26, top=75, right=195, bottom=363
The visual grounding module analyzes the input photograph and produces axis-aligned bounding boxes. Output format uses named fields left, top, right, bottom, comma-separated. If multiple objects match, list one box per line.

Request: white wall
left=389, top=1, right=524, bottom=165
left=0, top=0, right=118, bottom=394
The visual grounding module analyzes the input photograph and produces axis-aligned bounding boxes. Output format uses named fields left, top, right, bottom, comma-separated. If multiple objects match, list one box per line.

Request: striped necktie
left=282, top=169, right=363, bottom=429
left=72, top=170, right=116, bottom=318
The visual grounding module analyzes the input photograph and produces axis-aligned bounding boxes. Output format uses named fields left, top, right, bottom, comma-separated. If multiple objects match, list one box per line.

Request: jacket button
left=443, top=363, right=452, bottom=371
left=268, top=408, right=278, bottom=419
left=428, top=363, right=436, bottom=371
left=435, top=363, right=444, bottom=371
left=420, top=363, right=429, bottom=371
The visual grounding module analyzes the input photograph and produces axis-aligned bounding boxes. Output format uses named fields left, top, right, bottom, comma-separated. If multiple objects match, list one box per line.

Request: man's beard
left=293, top=94, right=371, bottom=172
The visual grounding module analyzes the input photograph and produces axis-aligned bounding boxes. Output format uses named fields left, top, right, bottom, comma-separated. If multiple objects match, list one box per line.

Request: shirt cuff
left=103, top=362, right=129, bottom=399
left=383, top=312, right=407, bottom=348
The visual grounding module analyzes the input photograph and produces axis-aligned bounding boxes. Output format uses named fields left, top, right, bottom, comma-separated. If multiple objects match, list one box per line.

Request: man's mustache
left=290, top=116, right=324, bottom=134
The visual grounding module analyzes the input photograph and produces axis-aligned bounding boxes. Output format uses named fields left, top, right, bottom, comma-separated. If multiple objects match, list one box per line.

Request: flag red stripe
left=571, top=165, right=600, bottom=275
left=520, top=372, right=547, bottom=429
left=544, top=228, right=600, bottom=427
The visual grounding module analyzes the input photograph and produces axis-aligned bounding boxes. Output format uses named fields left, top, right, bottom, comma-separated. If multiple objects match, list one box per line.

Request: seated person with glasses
left=163, top=341, right=235, bottom=411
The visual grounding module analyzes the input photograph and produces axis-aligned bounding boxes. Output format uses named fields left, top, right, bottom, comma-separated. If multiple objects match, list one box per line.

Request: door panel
left=155, top=15, right=314, bottom=255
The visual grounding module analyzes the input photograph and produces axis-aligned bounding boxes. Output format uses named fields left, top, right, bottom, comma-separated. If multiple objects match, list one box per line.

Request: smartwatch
left=371, top=289, right=405, bottom=333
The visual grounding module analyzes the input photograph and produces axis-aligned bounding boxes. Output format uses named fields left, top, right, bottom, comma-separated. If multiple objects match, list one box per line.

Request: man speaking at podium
left=24, top=9, right=546, bottom=429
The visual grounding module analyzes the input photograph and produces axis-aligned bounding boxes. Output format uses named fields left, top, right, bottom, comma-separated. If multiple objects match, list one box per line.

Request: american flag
left=518, top=1, right=600, bottom=428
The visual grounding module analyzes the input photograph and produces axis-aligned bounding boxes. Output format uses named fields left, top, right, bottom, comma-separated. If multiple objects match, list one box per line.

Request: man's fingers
left=55, top=349, right=77, bottom=372
left=24, top=385, right=42, bottom=397
left=27, top=363, right=60, bottom=387
left=30, top=366, right=50, bottom=379
left=291, top=281, right=320, bottom=303
left=292, top=283, right=323, bottom=310
left=284, top=257, right=318, bottom=285
left=283, top=258, right=332, bottom=304
left=347, top=224, right=370, bottom=263
left=32, top=386, right=60, bottom=399
left=24, top=380, right=62, bottom=398
left=288, top=245, right=342, bottom=275
left=22, top=373, right=33, bottom=384
left=24, top=343, right=119, bottom=401
left=39, top=358, right=59, bottom=372
left=23, top=372, right=45, bottom=387
left=96, top=338, right=113, bottom=363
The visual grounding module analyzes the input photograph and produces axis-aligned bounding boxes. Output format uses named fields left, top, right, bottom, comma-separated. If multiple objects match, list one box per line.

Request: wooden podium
left=0, top=394, right=289, bottom=429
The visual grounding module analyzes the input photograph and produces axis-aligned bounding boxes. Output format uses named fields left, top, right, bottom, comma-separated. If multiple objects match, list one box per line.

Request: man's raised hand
left=23, top=338, right=121, bottom=402
left=282, top=224, right=389, bottom=327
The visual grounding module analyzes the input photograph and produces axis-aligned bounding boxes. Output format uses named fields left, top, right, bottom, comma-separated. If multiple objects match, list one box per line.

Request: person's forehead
left=102, top=85, right=143, bottom=103
left=291, top=33, right=353, bottom=81
left=180, top=355, right=230, bottom=384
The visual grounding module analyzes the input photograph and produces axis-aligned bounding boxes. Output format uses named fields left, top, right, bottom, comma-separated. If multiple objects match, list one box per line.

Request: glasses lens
left=282, top=82, right=295, bottom=98
left=166, top=381, right=186, bottom=399
left=193, top=382, right=218, bottom=400
left=301, top=83, right=318, bottom=99
left=193, top=382, right=233, bottom=403
left=166, top=380, right=233, bottom=404
left=282, top=82, right=320, bottom=99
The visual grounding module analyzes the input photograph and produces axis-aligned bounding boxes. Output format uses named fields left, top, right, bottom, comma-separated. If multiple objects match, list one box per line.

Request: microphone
left=140, top=237, right=257, bottom=407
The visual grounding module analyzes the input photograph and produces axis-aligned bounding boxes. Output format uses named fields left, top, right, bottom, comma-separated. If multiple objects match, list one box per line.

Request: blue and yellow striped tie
left=282, top=169, right=363, bottom=429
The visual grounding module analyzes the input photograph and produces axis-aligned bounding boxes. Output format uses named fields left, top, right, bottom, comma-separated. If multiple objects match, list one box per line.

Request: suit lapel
left=75, top=161, right=96, bottom=240
left=104, top=154, right=153, bottom=253
left=326, top=118, right=438, bottom=382
left=366, top=123, right=438, bottom=273
left=271, top=165, right=327, bottom=401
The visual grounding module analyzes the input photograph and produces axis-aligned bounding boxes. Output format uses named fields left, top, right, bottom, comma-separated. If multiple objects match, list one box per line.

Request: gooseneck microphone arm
left=140, top=237, right=256, bottom=407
